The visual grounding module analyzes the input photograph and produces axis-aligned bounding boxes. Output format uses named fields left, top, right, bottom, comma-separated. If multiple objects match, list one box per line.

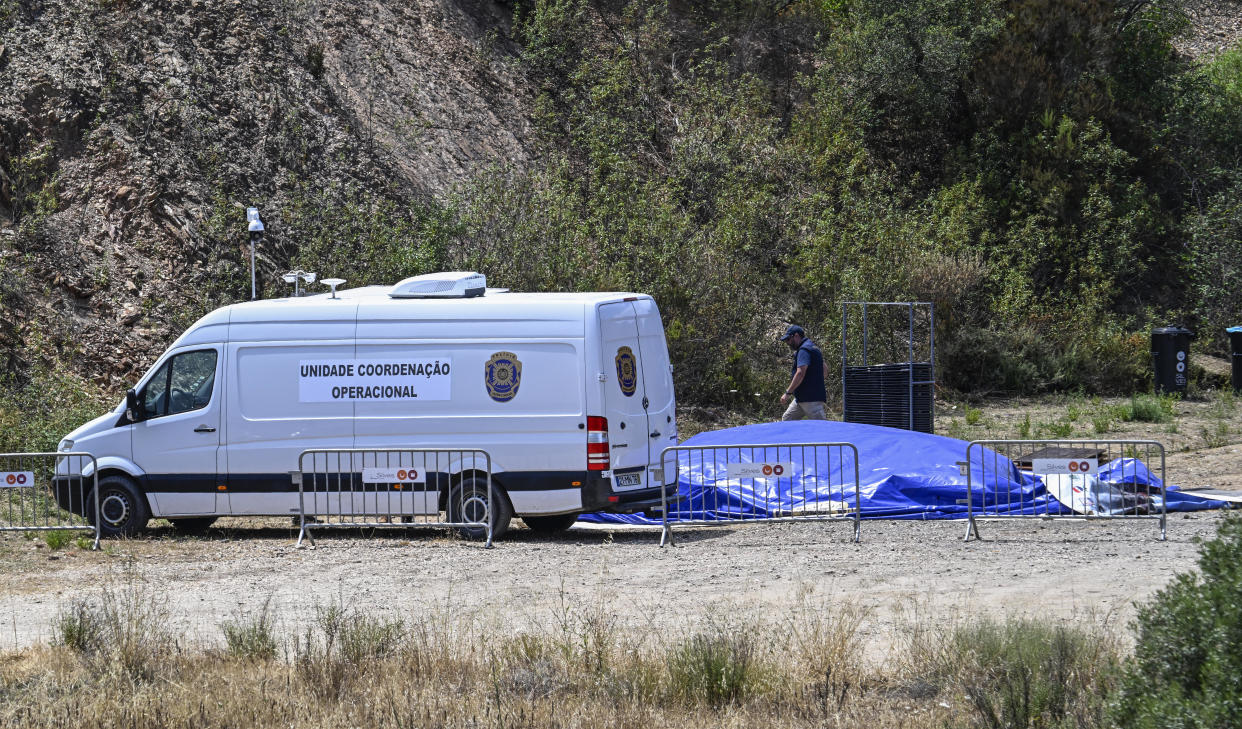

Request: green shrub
left=339, top=612, right=405, bottom=664
left=1113, top=516, right=1242, bottom=728
left=51, top=577, right=175, bottom=680
left=1046, top=420, right=1073, bottom=438
left=0, top=364, right=109, bottom=454
left=960, top=619, right=1118, bottom=729
left=221, top=600, right=279, bottom=660
left=965, top=406, right=982, bottom=426
left=1200, top=421, right=1230, bottom=449
left=668, top=633, right=759, bottom=706
left=908, top=617, right=1120, bottom=729
left=53, top=599, right=104, bottom=654
left=1123, top=394, right=1176, bottom=424
left=42, top=530, right=72, bottom=550
left=945, top=418, right=968, bottom=441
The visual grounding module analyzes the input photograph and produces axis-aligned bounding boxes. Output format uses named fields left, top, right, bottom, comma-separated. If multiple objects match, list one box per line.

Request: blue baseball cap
left=780, top=325, right=805, bottom=341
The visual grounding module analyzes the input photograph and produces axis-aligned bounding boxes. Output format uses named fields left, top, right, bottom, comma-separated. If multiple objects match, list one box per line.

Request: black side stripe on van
left=138, top=472, right=606, bottom=493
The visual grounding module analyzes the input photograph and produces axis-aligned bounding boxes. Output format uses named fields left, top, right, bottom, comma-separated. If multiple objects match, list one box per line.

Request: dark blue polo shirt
left=792, top=338, right=826, bottom=402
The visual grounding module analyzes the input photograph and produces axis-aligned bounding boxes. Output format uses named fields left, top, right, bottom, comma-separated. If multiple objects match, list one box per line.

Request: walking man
left=779, top=324, right=829, bottom=421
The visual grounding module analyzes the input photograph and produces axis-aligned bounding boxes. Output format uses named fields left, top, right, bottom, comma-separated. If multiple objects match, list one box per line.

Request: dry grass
left=0, top=581, right=1124, bottom=729
left=937, top=390, right=1242, bottom=453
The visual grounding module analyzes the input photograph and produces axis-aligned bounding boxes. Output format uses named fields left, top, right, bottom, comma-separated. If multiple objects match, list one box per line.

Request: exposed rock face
left=0, top=0, right=532, bottom=387
left=1176, top=0, right=1242, bottom=59
left=314, top=0, right=532, bottom=195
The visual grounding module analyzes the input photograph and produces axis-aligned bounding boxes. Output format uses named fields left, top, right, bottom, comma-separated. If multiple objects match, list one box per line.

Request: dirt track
left=0, top=511, right=1229, bottom=659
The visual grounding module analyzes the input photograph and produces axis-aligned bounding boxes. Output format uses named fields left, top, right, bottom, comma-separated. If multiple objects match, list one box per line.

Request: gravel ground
left=4, top=393, right=1237, bottom=658
left=0, top=511, right=1230, bottom=660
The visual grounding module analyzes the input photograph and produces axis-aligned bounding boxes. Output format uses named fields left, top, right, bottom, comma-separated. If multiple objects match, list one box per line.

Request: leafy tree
left=1113, top=516, right=1242, bottom=728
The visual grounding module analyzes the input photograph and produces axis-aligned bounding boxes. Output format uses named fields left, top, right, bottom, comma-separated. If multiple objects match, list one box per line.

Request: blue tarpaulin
left=581, top=420, right=1228, bottom=524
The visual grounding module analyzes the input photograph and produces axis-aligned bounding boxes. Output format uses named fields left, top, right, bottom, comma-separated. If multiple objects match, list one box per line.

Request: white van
left=55, top=272, right=678, bottom=538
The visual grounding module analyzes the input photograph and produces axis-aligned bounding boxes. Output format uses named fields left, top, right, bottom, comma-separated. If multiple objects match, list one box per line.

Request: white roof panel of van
left=210, top=287, right=649, bottom=329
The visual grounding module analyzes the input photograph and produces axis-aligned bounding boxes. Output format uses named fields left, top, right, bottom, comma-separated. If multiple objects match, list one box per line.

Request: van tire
left=91, top=475, right=150, bottom=538
left=168, top=517, right=217, bottom=534
left=522, top=513, right=579, bottom=534
left=448, top=476, right=511, bottom=540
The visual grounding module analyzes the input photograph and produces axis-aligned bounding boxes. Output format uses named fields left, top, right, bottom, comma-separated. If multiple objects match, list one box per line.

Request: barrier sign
left=361, top=467, right=425, bottom=484
left=0, top=471, right=34, bottom=488
left=297, top=448, right=494, bottom=549
left=1032, top=458, right=1098, bottom=476
left=727, top=462, right=794, bottom=479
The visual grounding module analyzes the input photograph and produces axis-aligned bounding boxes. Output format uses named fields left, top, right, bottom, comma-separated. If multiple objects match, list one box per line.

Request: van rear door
left=633, top=298, right=676, bottom=457
left=598, top=301, right=651, bottom=491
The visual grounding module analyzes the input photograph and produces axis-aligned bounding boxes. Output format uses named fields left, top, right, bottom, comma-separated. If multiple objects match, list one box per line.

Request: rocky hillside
left=0, top=0, right=532, bottom=388
left=1178, top=0, right=1242, bottom=58
left=2, top=0, right=1241, bottom=417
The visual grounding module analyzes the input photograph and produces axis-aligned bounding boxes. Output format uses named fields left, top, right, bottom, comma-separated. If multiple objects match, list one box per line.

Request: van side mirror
left=125, top=389, right=142, bottom=422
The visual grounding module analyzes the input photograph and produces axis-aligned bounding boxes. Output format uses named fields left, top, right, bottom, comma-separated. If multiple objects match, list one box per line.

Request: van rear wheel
left=522, top=513, right=579, bottom=534
left=447, top=477, right=511, bottom=541
left=91, top=475, right=150, bottom=538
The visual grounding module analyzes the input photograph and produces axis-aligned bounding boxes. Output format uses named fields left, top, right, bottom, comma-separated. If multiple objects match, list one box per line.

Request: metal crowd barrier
left=1, top=452, right=100, bottom=549
left=658, top=442, right=861, bottom=546
left=964, top=440, right=1167, bottom=541
left=295, top=448, right=494, bottom=548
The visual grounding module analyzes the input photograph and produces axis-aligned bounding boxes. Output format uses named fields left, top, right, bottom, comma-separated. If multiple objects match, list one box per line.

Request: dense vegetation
left=288, top=0, right=1242, bottom=405
left=4, top=0, right=1241, bottom=415
left=1113, top=515, right=1242, bottom=728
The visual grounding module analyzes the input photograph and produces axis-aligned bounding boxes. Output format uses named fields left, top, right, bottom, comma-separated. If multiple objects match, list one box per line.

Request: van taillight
left=587, top=416, right=609, bottom=471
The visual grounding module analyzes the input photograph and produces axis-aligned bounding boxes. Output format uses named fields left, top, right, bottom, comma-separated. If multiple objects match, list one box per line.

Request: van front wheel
left=91, top=475, right=150, bottom=538
left=447, top=477, right=511, bottom=541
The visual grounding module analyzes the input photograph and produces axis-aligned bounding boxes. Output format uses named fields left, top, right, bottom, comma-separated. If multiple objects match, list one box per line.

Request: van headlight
left=58, top=439, right=73, bottom=453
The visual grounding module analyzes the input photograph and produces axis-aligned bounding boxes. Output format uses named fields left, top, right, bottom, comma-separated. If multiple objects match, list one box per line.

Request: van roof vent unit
left=389, top=272, right=486, bottom=299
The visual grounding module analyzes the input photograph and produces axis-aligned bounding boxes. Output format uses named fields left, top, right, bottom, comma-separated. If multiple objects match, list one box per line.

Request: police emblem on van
left=485, top=351, right=522, bottom=402
left=615, top=346, right=638, bottom=396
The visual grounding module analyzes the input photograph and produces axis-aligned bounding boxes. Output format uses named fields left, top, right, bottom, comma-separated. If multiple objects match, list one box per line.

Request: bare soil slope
left=0, top=0, right=532, bottom=388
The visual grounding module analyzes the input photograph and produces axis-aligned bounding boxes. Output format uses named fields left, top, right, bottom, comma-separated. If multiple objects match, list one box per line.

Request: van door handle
left=194, top=425, right=216, bottom=433
left=650, top=431, right=661, bottom=438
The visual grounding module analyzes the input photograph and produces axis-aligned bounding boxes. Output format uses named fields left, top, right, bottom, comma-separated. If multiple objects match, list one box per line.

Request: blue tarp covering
left=581, top=420, right=1229, bottom=524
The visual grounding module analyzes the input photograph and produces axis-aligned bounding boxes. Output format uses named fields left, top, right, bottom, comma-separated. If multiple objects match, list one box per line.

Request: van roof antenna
left=322, top=278, right=346, bottom=299
left=281, top=270, right=317, bottom=297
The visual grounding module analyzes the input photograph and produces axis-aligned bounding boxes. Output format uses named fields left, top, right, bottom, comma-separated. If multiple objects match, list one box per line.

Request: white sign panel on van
left=299, top=359, right=452, bottom=402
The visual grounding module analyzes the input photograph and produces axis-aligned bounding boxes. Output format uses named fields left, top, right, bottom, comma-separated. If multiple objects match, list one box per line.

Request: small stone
left=124, top=279, right=138, bottom=291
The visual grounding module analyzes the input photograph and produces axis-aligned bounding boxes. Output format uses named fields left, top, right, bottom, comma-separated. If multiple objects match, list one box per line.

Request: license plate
left=615, top=472, right=642, bottom=488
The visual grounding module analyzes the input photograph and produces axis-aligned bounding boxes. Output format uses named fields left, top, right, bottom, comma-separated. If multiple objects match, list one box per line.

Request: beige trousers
left=781, top=400, right=828, bottom=421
